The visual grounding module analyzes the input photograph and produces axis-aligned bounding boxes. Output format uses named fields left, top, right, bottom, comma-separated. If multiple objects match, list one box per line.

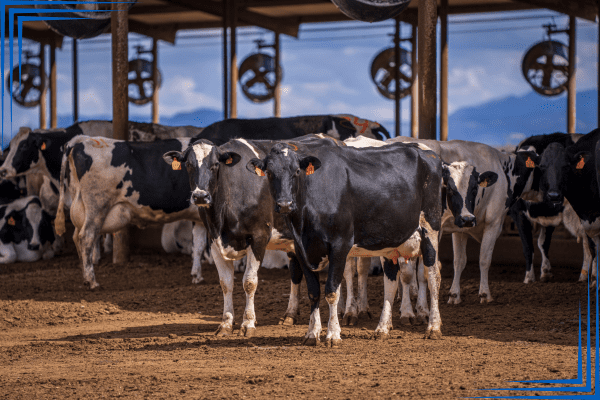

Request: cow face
left=0, top=198, right=47, bottom=250
left=0, top=128, right=49, bottom=179
left=442, top=161, right=498, bottom=228
left=246, top=143, right=321, bottom=214
left=535, top=143, right=570, bottom=206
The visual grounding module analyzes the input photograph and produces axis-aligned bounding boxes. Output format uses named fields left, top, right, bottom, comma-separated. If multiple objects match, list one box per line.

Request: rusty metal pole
left=229, top=0, right=238, bottom=118
left=567, top=15, right=576, bottom=134
left=394, top=18, right=401, bottom=137
left=222, top=0, right=229, bottom=120
left=72, top=38, right=78, bottom=123
left=440, top=0, right=448, bottom=141
left=411, top=23, right=418, bottom=138
left=418, top=0, right=437, bottom=140
left=39, top=44, right=47, bottom=129
left=274, top=32, right=281, bottom=117
left=151, top=38, right=159, bottom=124
left=111, top=2, right=130, bottom=264
left=49, top=41, right=57, bottom=128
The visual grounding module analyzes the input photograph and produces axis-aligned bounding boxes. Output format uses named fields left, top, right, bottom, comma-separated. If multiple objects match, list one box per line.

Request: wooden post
left=418, top=0, right=437, bottom=140
left=151, top=38, right=159, bottom=124
left=49, top=41, right=57, bottom=128
left=567, top=15, right=576, bottom=134
left=274, top=32, right=281, bottom=117
left=222, top=0, right=229, bottom=120
left=394, top=18, right=401, bottom=137
left=411, top=23, right=418, bottom=138
left=440, top=0, right=448, bottom=141
left=111, top=2, right=130, bottom=264
left=72, top=38, right=78, bottom=123
left=39, top=44, right=47, bottom=129
left=229, top=0, right=238, bottom=118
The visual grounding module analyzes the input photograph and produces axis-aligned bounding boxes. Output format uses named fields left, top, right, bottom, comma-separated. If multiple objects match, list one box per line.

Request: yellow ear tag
left=576, top=157, right=585, bottom=170
left=525, top=157, right=535, bottom=169
left=7, top=217, right=15, bottom=226
left=306, top=162, right=315, bottom=176
left=41, top=142, right=46, bottom=151
left=226, top=157, right=233, bottom=165
left=255, top=166, right=265, bottom=176
left=479, top=180, right=488, bottom=188
left=172, top=159, right=181, bottom=171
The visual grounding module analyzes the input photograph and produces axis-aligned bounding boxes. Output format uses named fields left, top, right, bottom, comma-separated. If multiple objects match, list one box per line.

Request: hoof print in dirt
left=215, top=326, right=233, bottom=336
left=357, top=311, right=373, bottom=320
left=325, top=338, right=342, bottom=348
left=342, top=315, right=358, bottom=326
left=302, top=337, right=321, bottom=346
left=239, top=326, right=256, bottom=338
left=424, top=329, right=442, bottom=340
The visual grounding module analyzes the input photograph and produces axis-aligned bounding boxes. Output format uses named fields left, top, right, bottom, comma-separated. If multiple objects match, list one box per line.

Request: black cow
left=246, top=141, right=445, bottom=346
left=0, top=177, right=27, bottom=205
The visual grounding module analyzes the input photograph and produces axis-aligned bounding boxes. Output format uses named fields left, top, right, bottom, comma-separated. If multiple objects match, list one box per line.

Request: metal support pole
left=567, top=15, right=576, bottom=134
left=411, top=23, right=418, bottom=138
left=50, top=42, right=57, bottom=128
left=418, top=0, right=437, bottom=140
left=39, top=44, right=47, bottom=129
left=72, top=38, right=78, bottom=123
left=229, top=0, right=238, bottom=118
left=222, top=0, right=229, bottom=120
left=151, top=38, right=159, bottom=124
left=440, top=0, right=448, bottom=141
left=111, top=2, right=130, bottom=264
left=274, top=32, right=281, bottom=117
left=598, top=4, right=600, bottom=127
left=394, top=18, right=401, bottom=137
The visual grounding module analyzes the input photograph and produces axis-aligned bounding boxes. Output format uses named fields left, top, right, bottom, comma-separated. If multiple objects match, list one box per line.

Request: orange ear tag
left=172, top=159, right=181, bottom=171
left=226, top=157, right=233, bottom=165
left=576, top=157, right=585, bottom=170
left=7, top=217, right=15, bottom=226
left=41, top=143, right=46, bottom=151
left=306, top=162, right=315, bottom=175
left=255, top=166, right=265, bottom=176
left=525, top=157, right=535, bottom=169
left=479, top=180, right=488, bottom=188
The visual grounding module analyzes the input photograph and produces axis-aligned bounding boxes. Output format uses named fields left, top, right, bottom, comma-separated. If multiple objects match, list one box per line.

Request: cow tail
left=54, top=147, right=70, bottom=237
left=284, top=217, right=314, bottom=272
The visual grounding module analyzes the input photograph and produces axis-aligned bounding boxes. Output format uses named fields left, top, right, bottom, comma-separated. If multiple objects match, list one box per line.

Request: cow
left=54, top=136, right=207, bottom=289
left=0, top=196, right=58, bottom=264
left=512, top=133, right=591, bottom=283
left=0, top=177, right=27, bottom=205
left=245, top=140, right=447, bottom=346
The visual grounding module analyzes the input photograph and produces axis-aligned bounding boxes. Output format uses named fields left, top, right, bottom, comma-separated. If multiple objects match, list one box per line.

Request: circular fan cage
left=128, top=58, right=162, bottom=106
left=371, top=47, right=413, bottom=100
left=35, top=0, right=137, bottom=39
left=239, top=53, right=282, bottom=103
left=522, top=40, right=570, bottom=97
left=7, top=63, right=48, bottom=108
left=330, top=0, right=412, bottom=23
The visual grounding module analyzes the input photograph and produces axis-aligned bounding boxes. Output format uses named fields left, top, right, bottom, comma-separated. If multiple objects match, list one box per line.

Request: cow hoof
left=416, top=315, right=428, bottom=325
left=579, top=274, right=588, bottom=282
left=239, top=326, right=256, bottom=338
left=325, top=338, right=342, bottom=348
left=214, top=325, right=233, bottom=336
left=425, top=328, right=442, bottom=340
left=447, top=296, right=461, bottom=305
left=278, top=316, right=296, bottom=326
left=540, top=273, right=553, bottom=283
left=373, top=331, right=390, bottom=340
left=399, top=316, right=413, bottom=326
left=342, top=315, right=358, bottom=326
left=84, top=281, right=100, bottom=290
left=192, top=276, right=205, bottom=284
left=479, top=295, right=493, bottom=304
left=358, top=311, right=373, bottom=320
left=302, top=337, right=321, bottom=347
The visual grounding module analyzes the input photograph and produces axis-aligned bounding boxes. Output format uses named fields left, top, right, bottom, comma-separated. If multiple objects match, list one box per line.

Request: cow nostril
left=28, top=244, right=40, bottom=251
left=277, top=201, right=293, bottom=214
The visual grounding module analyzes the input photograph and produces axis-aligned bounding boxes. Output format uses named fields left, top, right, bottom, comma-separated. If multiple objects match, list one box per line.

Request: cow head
left=442, top=161, right=498, bottom=228
left=0, top=128, right=50, bottom=179
left=246, top=143, right=320, bottom=214
left=163, top=140, right=241, bottom=207
left=0, top=197, right=46, bottom=250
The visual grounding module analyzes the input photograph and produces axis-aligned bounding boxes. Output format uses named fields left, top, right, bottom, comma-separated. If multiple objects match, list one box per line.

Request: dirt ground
left=0, top=232, right=594, bottom=399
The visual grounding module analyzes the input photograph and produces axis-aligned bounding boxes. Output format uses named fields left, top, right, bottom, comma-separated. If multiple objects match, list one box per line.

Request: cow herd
left=0, top=115, right=598, bottom=346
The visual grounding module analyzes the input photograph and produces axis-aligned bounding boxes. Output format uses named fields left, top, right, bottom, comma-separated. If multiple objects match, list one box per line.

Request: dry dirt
left=0, top=233, right=594, bottom=399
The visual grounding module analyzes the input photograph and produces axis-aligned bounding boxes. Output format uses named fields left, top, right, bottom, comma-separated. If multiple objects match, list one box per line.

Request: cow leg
left=103, top=234, right=112, bottom=254
left=356, top=257, right=372, bottom=320
left=580, top=235, right=595, bottom=282
left=191, top=223, right=207, bottom=284
left=78, top=221, right=101, bottom=289
left=324, top=249, right=347, bottom=348
left=92, top=236, right=102, bottom=265
left=478, top=222, right=503, bottom=303
left=409, top=261, right=419, bottom=302
left=301, top=266, right=322, bottom=346
left=211, top=241, right=235, bottom=336
left=415, top=257, right=430, bottom=325
left=72, top=227, right=82, bottom=259
left=375, top=258, right=399, bottom=340
left=399, top=259, right=416, bottom=325
left=591, top=236, right=599, bottom=286
left=538, top=226, right=555, bottom=282
left=341, top=258, right=358, bottom=326
left=239, top=247, right=260, bottom=338
left=448, top=232, right=468, bottom=304
left=420, top=224, right=442, bottom=340
left=509, top=203, right=535, bottom=284
left=280, top=254, right=302, bottom=326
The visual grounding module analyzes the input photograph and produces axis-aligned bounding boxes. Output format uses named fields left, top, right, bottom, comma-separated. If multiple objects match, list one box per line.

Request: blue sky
left=2, top=9, right=599, bottom=147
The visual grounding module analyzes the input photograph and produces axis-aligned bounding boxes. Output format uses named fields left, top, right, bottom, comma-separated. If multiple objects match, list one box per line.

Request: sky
left=2, top=8, right=599, bottom=147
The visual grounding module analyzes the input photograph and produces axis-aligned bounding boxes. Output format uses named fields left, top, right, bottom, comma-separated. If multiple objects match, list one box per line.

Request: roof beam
left=127, top=20, right=177, bottom=44
left=165, top=0, right=300, bottom=37
left=513, top=0, right=597, bottom=21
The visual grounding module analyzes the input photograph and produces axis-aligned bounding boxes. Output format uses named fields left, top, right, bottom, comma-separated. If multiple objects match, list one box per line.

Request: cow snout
left=276, top=200, right=293, bottom=214
left=191, top=190, right=211, bottom=206
left=456, top=214, right=476, bottom=228
left=27, top=243, right=40, bottom=251
left=546, top=191, right=563, bottom=205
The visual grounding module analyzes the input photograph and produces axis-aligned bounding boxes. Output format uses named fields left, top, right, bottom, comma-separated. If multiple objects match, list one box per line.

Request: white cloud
left=302, top=80, right=359, bottom=96
left=158, top=76, right=221, bottom=116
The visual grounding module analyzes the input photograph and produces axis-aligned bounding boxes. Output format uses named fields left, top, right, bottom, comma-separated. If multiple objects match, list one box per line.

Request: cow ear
left=571, top=151, right=591, bottom=170
left=516, top=151, right=540, bottom=168
left=218, top=152, right=241, bottom=167
left=441, top=162, right=451, bottom=186
left=299, top=156, right=321, bottom=175
left=478, top=171, right=498, bottom=188
left=163, top=151, right=184, bottom=170
left=246, top=158, right=266, bottom=177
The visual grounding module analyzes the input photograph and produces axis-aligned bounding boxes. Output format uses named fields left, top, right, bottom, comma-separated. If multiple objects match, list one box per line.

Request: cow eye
left=266, top=170, right=273, bottom=179
left=295, top=168, right=301, bottom=176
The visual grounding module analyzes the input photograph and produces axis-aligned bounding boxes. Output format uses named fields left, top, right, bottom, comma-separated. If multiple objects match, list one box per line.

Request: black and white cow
left=390, top=137, right=537, bottom=304
left=246, top=140, right=446, bottom=345
left=0, top=196, right=57, bottom=263
left=55, top=136, right=206, bottom=289
left=512, top=133, right=591, bottom=283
